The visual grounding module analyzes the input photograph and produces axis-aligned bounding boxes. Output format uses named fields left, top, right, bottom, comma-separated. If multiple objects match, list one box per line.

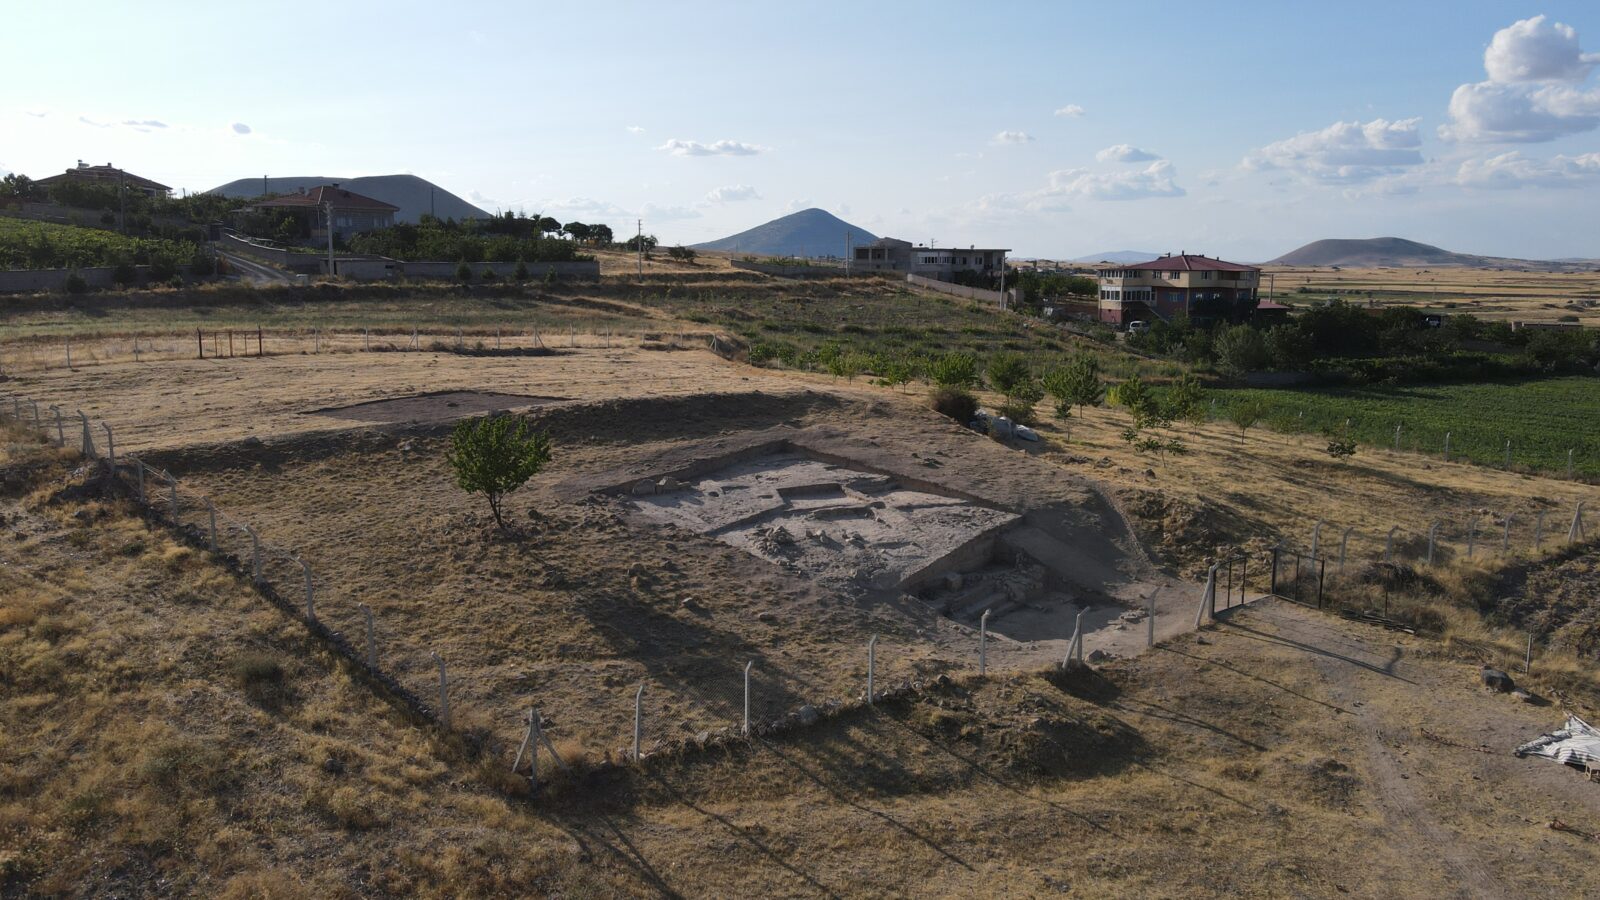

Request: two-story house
left=852, top=238, right=1009, bottom=283
left=1096, top=253, right=1260, bottom=325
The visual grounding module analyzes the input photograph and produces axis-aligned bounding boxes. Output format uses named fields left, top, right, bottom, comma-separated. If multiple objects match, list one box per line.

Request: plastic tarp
left=1515, top=714, right=1600, bottom=771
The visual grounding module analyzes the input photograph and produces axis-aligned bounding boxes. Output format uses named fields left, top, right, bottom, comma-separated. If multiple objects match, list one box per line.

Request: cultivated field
left=1263, top=265, right=1600, bottom=325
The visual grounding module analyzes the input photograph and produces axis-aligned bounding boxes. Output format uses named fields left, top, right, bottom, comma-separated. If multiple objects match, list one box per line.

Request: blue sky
left=4, top=1, right=1599, bottom=260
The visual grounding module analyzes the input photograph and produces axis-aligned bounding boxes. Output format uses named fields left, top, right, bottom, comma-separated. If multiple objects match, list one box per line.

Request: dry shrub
left=138, top=738, right=235, bottom=795
left=324, top=786, right=387, bottom=830
left=232, top=653, right=291, bottom=709
left=929, top=386, right=977, bottom=424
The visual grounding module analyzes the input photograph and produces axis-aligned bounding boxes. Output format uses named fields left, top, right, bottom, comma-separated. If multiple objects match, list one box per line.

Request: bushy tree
left=667, top=245, right=697, bottom=263
left=1228, top=398, right=1268, bottom=442
left=986, top=352, right=1030, bottom=398
left=446, top=415, right=553, bottom=529
left=1042, top=356, right=1105, bottom=439
left=929, top=352, right=979, bottom=388
left=1213, top=324, right=1268, bottom=379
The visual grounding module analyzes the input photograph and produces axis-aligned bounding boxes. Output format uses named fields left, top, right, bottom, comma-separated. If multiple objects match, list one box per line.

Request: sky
left=3, top=1, right=1600, bottom=261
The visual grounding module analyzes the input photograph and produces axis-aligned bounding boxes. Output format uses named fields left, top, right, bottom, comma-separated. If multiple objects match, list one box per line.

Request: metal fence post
left=246, top=526, right=261, bottom=582
left=979, top=608, right=990, bottom=676
left=1443, top=431, right=1451, bottom=462
left=1504, top=439, right=1511, bottom=468
left=1270, top=546, right=1280, bottom=595
left=133, top=457, right=145, bottom=503
left=1502, top=515, right=1512, bottom=555
left=1535, top=511, right=1547, bottom=552
left=30, top=400, right=40, bottom=429
left=78, top=411, right=95, bottom=458
left=166, top=471, right=179, bottom=521
left=1146, top=590, right=1157, bottom=647
left=50, top=406, right=64, bottom=446
left=433, top=652, right=450, bottom=728
left=1338, top=527, right=1353, bottom=577
left=867, top=635, right=877, bottom=704
left=1385, top=527, right=1398, bottom=563
left=1467, top=520, right=1478, bottom=559
left=632, top=683, right=644, bottom=761
left=101, top=423, right=114, bottom=468
left=1310, top=520, right=1324, bottom=561
left=1075, top=610, right=1086, bottom=664
left=1571, top=502, right=1586, bottom=544
left=1427, top=521, right=1440, bottom=566
left=743, top=660, right=753, bottom=736
left=205, top=500, right=218, bottom=551
left=360, top=603, right=376, bottom=667
left=1569, top=449, right=1576, bottom=480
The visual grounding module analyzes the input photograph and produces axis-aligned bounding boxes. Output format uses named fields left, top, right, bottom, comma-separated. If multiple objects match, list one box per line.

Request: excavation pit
left=306, top=390, right=561, bottom=424
left=625, top=450, right=1020, bottom=591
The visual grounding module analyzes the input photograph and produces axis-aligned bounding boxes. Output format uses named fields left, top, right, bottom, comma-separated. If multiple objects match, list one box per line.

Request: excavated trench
left=616, top=444, right=1133, bottom=641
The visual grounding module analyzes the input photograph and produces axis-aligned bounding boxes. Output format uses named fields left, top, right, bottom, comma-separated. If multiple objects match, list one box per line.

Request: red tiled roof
left=251, top=185, right=398, bottom=212
left=1098, top=253, right=1258, bottom=273
left=35, top=165, right=171, bottom=192
left=1256, top=300, right=1291, bottom=310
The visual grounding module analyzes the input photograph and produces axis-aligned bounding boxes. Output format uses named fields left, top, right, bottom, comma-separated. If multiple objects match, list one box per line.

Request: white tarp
left=1516, top=714, right=1600, bottom=771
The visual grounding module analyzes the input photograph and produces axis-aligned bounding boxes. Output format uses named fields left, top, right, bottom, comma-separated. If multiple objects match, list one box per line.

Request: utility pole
left=325, top=200, right=336, bottom=278
left=430, top=186, right=435, bottom=219
left=636, top=218, right=643, bottom=278
left=999, top=249, right=1007, bottom=311
left=845, top=230, right=851, bottom=274
left=118, top=167, right=126, bottom=234
left=262, top=174, right=268, bottom=197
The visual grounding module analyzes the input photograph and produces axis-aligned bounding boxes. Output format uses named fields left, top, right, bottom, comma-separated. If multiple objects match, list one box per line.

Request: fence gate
left=1216, top=552, right=1252, bottom=612
left=1269, top=547, right=1327, bottom=609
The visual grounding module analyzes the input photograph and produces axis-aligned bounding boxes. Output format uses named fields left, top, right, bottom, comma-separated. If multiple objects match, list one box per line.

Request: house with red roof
left=248, top=184, right=398, bottom=242
left=35, top=161, right=171, bottom=199
left=1095, top=253, right=1261, bottom=326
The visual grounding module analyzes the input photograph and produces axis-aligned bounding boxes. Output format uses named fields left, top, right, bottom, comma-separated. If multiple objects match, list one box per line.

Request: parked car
left=1127, top=320, right=1149, bottom=333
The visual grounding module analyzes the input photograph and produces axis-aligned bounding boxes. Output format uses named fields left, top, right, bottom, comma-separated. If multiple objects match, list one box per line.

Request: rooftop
left=251, top=185, right=399, bottom=212
left=34, top=162, right=171, bottom=192
left=1098, top=253, right=1258, bottom=273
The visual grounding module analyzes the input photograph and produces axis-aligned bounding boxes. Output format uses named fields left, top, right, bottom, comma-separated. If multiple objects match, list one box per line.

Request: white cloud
left=540, top=197, right=634, bottom=219
left=1054, top=104, right=1085, bottom=117
left=78, top=116, right=110, bottom=128
left=1243, top=118, right=1423, bottom=182
left=1030, top=160, right=1185, bottom=203
left=1455, top=150, right=1600, bottom=189
left=232, top=122, right=252, bottom=135
left=641, top=202, right=700, bottom=221
left=1096, top=144, right=1159, bottom=163
left=705, top=184, right=759, bottom=203
left=1484, top=15, right=1599, bottom=83
left=1441, top=16, right=1600, bottom=143
left=122, top=119, right=167, bottom=131
left=993, top=130, right=1035, bottom=144
left=655, top=138, right=765, bottom=157
left=626, top=125, right=645, bottom=134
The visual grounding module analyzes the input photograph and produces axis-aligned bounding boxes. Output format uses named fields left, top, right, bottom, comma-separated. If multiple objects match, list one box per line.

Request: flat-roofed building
left=852, top=237, right=1009, bottom=282
left=1096, top=253, right=1260, bottom=325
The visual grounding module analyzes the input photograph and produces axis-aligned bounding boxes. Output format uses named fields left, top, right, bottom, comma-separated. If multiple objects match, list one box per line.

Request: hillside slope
left=207, top=174, right=488, bottom=224
left=692, top=208, right=876, bottom=257
left=1268, top=236, right=1583, bottom=270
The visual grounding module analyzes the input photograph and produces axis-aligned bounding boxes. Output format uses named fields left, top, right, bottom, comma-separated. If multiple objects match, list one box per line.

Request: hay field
left=1263, top=265, right=1600, bottom=325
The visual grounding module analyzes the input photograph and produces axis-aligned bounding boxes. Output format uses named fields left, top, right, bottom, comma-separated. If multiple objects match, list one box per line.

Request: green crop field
left=0, top=217, right=197, bottom=270
left=1213, top=377, right=1600, bottom=478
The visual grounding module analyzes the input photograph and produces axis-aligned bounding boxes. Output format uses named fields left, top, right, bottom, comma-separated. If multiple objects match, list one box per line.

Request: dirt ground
left=1261, top=265, right=1600, bottom=325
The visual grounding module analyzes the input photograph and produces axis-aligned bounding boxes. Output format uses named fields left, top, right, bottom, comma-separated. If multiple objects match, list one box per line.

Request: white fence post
left=1571, top=502, right=1587, bottom=544
left=979, top=608, right=990, bottom=676
left=1502, top=515, right=1512, bottom=554
left=1443, top=431, right=1451, bottom=462
left=434, top=652, right=450, bottom=728
left=1393, top=424, right=1401, bottom=450
left=513, top=708, right=538, bottom=785
left=101, top=423, right=115, bottom=468
left=632, top=683, right=644, bottom=761
left=867, top=635, right=877, bottom=704
left=743, top=660, right=753, bottom=736
left=1075, top=610, right=1086, bottom=664
left=360, top=603, right=376, bottom=667
left=1426, top=521, right=1440, bottom=566
left=205, top=500, right=218, bottom=551
left=166, top=471, right=179, bottom=520
left=1194, top=565, right=1217, bottom=628
left=1310, top=520, right=1324, bottom=561
left=1338, top=527, right=1354, bottom=576
left=50, top=406, right=64, bottom=446
left=1385, top=527, right=1399, bottom=562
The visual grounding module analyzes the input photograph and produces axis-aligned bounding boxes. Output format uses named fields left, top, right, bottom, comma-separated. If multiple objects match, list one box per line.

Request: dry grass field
left=7, top=428, right=1600, bottom=897
left=1262, top=265, right=1600, bottom=325
left=5, top=270, right=1600, bottom=897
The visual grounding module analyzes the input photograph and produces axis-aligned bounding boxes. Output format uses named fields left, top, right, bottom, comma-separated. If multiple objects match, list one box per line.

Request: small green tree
left=446, top=416, right=553, bottom=529
left=455, top=260, right=473, bottom=283
left=875, top=357, right=914, bottom=392
left=986, top=352, right=1030, bottom=398
left=1162, top=374, right=1207, bottom=429
left=667, top=245, right=697, bottom=263
left=1042, top=356, right=1105, bottom=439
left=1213, top=324, right=1268, bottom=379
left=514, top=258, right=530, bottom=281
left=1228, top=398, right=1268, bottom=442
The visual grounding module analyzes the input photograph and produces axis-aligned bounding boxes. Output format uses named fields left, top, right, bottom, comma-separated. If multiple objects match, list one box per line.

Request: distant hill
left=692, top=208, right=876, bottom=257
left=1068, top=250, right=1161, bottom=265
left=207, top=174, right=488, bottom=224
left=1267, top=236, right=1588, bottom=271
